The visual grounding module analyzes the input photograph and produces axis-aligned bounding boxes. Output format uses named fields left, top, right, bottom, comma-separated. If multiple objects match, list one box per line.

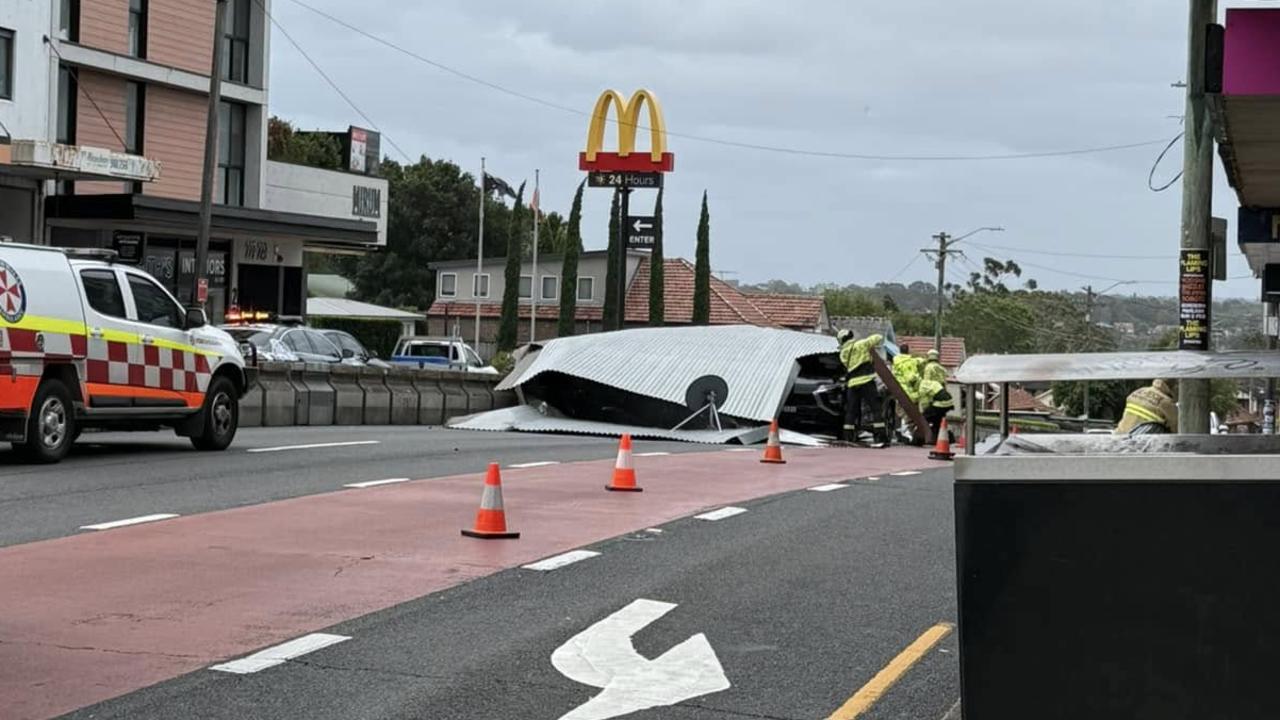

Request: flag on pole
left=483, top=173, right=517, bottom=199
left=530, top=187, right=542, bottom=221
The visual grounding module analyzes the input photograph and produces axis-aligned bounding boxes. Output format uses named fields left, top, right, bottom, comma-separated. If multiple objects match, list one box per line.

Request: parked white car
left=389, top=337, right=498, bottom=375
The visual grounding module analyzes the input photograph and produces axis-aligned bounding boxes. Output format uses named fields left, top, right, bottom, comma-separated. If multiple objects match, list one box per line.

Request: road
left=0, top=426, right=707, bottom=547
left=61, top=466, right=959, bottom=720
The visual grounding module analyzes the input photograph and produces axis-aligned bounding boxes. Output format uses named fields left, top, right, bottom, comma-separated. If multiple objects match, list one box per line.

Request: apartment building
left=0, top=0, right=387, bottom=321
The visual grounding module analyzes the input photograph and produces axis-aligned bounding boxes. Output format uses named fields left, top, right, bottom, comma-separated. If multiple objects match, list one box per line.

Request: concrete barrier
left=385, top=368, right=419, bottom=425
left=287, top=363, right=310, bottom=426
left=235, top=363, right=505, bottom=429
left=359, top=367, right=391, bottom=425
left=462, top=377, right=495, bottom=414
left=329, top=364, right=365, bottom=425
left=258, top=362, right=297, bottom=427
left=439, top=376, right=468, bottom=421
left=239, top=375, right=264, bottom=428
left=414, top=373, right=445, bottom=425
left=301, top=364, right=336, bottom=426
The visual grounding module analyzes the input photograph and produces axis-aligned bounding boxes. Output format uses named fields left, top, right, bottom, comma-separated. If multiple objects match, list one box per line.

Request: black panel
left=956, top=480, right=1280, bottom=720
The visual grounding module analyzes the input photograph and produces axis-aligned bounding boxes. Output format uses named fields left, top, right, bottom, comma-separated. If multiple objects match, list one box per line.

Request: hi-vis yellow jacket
left=1115, top=384, right=1179, bottom=434
left=839, top=334, right=883, bottom=388
left=892, top=354, right=922, bottom=402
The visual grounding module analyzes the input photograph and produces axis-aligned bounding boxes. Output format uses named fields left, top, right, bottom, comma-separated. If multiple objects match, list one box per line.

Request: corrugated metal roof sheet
left=306, top=298, right=424, bottom=320
left=447, top=404, right=824, bottom=446
left=497, top=325, right=837, bottom=423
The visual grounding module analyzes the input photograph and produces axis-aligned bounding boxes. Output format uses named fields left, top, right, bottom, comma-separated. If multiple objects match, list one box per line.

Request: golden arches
left=583, top=89, right=668, bottom=162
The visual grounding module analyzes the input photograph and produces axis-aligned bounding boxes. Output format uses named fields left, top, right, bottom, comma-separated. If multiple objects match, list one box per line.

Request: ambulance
left=0, top=242, right=248, bottom=462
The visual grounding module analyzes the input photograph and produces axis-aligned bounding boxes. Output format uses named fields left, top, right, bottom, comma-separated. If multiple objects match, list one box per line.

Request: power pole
left=193, top=0, right=228, bottom=309
left=1083, top=285, right=1095, bottom=425
left=922, top=232, right=960, bottom=353
left=1177, top=0, right=1217, bottom=434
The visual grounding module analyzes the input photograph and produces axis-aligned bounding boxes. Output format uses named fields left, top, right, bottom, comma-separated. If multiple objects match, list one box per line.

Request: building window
left=127, top=0, right=147, bottom=58
left=540, top=275, right=558, bottom=301
left=125, top=82, right=144, bottom=153
left=473, top=273, right=490, bottom=299
left=439, top=273, right=457, bottom=297
left=518, top=275, right=532, bottom=299
left=217, top=101, right=246, bottom=206
left=0, top=28, right=12, bottom=101
left=577, top=277, right=594, bottom=301
left=59, top=0, right=80, bottom=41
left=222, top=0, right=250, bottom=84
left=57, top=66, right=76, bottom=143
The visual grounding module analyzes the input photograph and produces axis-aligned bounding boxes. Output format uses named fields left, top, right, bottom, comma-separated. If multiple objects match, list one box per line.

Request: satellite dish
left=684, top=375, right=729, bottom=412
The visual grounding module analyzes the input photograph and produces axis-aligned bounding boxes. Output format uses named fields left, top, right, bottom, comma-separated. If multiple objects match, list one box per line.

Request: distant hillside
left=738, top=279, right=1263, bottom=349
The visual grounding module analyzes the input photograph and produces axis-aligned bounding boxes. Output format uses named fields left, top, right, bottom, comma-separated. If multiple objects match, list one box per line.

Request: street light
left=927, top=226, right=1005, bottom=353
left=1081, top=280, right=1137, bottom=426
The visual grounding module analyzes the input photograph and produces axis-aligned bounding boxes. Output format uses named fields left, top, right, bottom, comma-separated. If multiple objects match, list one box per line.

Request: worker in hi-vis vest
left=837, top=330, right=887, bottom=446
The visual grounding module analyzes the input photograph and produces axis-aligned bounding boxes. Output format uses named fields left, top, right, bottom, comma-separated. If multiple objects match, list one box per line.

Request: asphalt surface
left=0, top=426, right=711, bottom=548
left=66, top=467, right=959, bottom=720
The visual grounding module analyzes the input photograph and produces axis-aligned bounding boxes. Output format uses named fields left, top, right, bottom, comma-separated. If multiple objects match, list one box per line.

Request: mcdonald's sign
left=578, top=89, right=675, bottom=173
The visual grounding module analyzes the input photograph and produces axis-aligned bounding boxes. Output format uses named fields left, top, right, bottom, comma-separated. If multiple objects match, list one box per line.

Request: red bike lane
left=0, top=445, right=944, bottom=719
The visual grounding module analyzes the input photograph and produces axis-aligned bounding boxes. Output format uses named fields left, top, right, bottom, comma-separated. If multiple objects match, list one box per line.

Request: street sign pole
left=616, top=176, right=631, bottom=331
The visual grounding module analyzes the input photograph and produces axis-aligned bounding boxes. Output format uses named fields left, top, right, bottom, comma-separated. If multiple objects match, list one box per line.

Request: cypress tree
left=558, top=180, right=585, bottom=337
left=603, top=189, right=621, bottom=330
left=496, top=182, right=526, bottom=351
left=692, top=190, right=711, bottom=325
left=649, top=188, right=665, bottom=326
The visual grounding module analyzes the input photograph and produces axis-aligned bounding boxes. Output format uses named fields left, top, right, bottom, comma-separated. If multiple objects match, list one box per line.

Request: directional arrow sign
left=552, top=598, right=730, bottom=720
left=626, top=215, right=659, bottom=250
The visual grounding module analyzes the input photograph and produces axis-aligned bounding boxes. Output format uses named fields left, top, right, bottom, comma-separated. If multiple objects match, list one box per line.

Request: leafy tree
left=692, top=191, right=711, bottom=325
left=542, top=212, right=567, bottom=255
left=944, top=292, right=1037, bottom=354
left=882, top=294, right=899, bottom=313
left=649, top=188, right=665, bottom=326
left=267, top=116, right=343, bottom=170
left=823, top=288, right=882, bottom=317
left=349, top=157, right=514, bottom=308
left=558, top=181, right=585, bottom=337
left=496, top=182, right=526, bottom=351
left=604, top=189, right=621, bottom=329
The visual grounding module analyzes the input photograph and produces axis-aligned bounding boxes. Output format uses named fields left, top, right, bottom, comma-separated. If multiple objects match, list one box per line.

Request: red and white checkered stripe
left=85, top=338, right=213, bottom=394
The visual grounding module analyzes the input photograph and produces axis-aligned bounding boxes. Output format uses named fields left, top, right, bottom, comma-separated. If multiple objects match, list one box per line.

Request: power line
left=967, top=241, right=1168, bottom=261
left=282, top=0, right=1177, bottom=163
left=257, top=0, right=413, bottom=163
left=884, top=254, right=923, bottom=284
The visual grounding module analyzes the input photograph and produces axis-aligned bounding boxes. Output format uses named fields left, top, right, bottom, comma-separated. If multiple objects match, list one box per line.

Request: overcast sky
left=267, top=0, right=1277, bottom=299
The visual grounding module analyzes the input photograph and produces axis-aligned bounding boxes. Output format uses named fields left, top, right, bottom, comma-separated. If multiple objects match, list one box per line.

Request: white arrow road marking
left=552, top=598, right=730, bottom=720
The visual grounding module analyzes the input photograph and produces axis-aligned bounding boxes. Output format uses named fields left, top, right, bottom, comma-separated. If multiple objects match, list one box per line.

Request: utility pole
left=922, top=232, right=956, bottom=353
left=1083, top=285, right=1095, bottom=425
left=1177, top=0, right=1217, bottom=434
left=193, top=0, right=228, bottom=310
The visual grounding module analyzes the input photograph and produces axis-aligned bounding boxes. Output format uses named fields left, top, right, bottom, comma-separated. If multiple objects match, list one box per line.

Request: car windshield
left=404, top=343, right=450, bottom=358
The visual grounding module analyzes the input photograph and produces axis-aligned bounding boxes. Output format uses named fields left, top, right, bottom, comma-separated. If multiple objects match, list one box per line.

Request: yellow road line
left=827, top=622, right=954, bottom=720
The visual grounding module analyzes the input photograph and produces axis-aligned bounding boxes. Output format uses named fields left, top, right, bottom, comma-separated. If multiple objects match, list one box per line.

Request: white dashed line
left=79, top=514, right=179, bottom=531
left=344, top=478, right=410, bottom=489
left=635, top=451, right=671, bottom=457
left=247, top=440, right=380, bottom=453
left=695, top=506, right=748, bottom=521
left=508, top=461, right=560, bottom=468
left=866, top=476, right=881, bottom=481
left=807, top=483, right=848, bottom=492
left=891, top=470, right=922, bottom=477
left=522, top=550, right=601, bottom=571
left=645, top=528, right=665, bottom=534
left=724, top=448, right=756, bottom=453
left=210, top=633, right=351, bottom=674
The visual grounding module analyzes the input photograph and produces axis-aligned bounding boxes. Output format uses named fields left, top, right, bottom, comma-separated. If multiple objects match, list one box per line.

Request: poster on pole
left=1179, top=249, right=1211, bottom=351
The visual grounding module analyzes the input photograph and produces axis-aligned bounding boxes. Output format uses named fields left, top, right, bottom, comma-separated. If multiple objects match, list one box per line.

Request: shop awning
left=45, top=193, right=379, bottom=246
left=1213, top=9, right=1280, bottom=209
left=0, top=140, right=161, bottom=183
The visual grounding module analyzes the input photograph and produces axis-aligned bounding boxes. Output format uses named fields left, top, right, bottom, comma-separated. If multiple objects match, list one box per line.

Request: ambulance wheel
left=23, top=379, right=75, bottom=463
left=191, top=377, right=238, bottom=451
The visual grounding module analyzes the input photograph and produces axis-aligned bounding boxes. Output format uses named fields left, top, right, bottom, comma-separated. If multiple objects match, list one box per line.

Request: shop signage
left=352, top=186, right=381, bottom=218
left=112, top=231, right=144, bottom=264
left=9, top=140, right=161, bottom=182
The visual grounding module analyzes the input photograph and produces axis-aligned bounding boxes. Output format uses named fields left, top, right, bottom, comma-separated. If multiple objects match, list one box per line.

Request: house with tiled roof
left=893, top=335, right=968, bottom=371
left=425, top=252, right=828, bottom=357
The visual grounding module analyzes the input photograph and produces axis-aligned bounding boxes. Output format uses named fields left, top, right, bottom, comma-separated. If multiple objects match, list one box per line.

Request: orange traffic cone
left=461, top=463, right=520, bottom=538
left=761, top=420, right=786, bottom=464
left=956, top=432, right=966, bottom=450
left=606, top=434, right=643, bottom=492
left=929, top=419, right=955, bottom=461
